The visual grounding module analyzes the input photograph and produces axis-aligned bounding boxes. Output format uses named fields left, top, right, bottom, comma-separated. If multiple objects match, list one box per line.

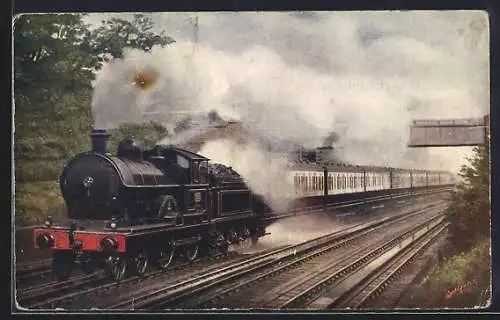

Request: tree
left=88, top=14, right=175, bottom=67
left=446, top=142, right=490, bottom=253
left=14, top=14, right=95, bottom=127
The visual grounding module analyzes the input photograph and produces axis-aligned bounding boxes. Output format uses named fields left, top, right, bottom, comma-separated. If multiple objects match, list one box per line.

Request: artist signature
left=445, top=279, right=479, bottom=300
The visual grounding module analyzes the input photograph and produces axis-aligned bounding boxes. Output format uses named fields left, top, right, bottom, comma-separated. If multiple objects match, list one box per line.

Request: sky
left=84, top=11, right=489, bottom=174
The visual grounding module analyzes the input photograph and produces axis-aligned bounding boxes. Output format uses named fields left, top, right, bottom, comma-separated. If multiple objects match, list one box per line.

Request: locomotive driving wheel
left=205, top=231, right=228, bottom=257
left=239, top=226, right=253, bottom=250
left=157, top=244, right=175, bottom=269
left=227, top=228, right=239, bottom=245
left=105, top=255, right=127, bottom=282
left=132, top=251, right=149, bottom=276
left=183, top=242, right=199, bottom=263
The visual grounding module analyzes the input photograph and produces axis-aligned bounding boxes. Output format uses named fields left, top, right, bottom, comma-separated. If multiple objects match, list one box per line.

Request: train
left=32, top=129, right=456, bottom=282
left=288, top=163, right=455, bottom=205
left=285, top=145, right=455, bottom=207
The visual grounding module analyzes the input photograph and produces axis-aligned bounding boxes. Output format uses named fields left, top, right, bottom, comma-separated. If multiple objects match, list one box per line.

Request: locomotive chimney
left=90, top=128, right=111, bottom=155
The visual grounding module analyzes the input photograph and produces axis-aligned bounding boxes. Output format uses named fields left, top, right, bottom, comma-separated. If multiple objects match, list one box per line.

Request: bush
left=446, top=145, right=490, bottom=254
left=408, top=238, right=490, bottom=308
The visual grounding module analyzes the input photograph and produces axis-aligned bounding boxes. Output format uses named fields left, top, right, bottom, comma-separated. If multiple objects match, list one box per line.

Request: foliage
left=14, top=13, right=174, bottom=226
left=446, top=144, right=490, bottom=253
left=89, top=14, right=175, bottom=66
left=407, top=238, right=490, bottom=308
left=15, top=181, right=66, bottom=226
left=406, top=141, right=491, bottom=308
left=109, top=122, right=169, bottom=152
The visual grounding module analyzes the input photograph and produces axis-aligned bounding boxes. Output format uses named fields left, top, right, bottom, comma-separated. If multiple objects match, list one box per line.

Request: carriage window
left=176, top=155, right=190, bottom=169
left=320, top=176, right=324, bottom=190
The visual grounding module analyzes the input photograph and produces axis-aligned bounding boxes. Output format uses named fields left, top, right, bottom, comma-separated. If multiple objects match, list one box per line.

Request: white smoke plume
left=198, top=139, right=294, bottom=212
left=89, top=11, right=489, bottom=175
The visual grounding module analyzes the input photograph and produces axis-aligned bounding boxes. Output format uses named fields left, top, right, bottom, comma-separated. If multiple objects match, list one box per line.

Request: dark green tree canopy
left=89, top=14, right=175, bottom=65
left=446, top=143, right=490, bottom=253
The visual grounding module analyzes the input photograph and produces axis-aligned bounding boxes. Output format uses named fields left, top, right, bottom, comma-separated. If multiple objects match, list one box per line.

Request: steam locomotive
left=33, top=129, right=269, bottom=282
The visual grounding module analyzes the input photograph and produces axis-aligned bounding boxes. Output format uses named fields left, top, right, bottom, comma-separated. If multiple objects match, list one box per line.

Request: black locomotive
left=34, top=129, right=269, bottom=281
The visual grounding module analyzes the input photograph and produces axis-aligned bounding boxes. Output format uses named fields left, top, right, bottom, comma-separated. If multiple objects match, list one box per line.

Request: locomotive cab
left=151, top=144, right=210, bottom=185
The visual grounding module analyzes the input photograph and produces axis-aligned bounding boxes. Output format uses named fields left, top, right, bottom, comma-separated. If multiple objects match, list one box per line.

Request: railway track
left=326, top=220, right=448, bottom=309
left=16, top=259, right=52, bottom=286
left=367, top=229, right=449, bottom=308
left=17, top=249, right=262, bottom=310
left=264, top=187, right=451, bottom=223
left=175, top=205, right=447, bottom=309
left=106, top=200, right=448, bottom=310
left=15, top=188, right=451, bottom=310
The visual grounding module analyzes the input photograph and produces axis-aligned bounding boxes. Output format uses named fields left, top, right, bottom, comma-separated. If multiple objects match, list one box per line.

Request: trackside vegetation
left=405, top=144, right=490, bottom=308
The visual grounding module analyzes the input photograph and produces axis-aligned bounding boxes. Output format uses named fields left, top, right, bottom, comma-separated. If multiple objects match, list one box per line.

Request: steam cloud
left=90, top=11, right=489, bottom=198
left=198, top=139, right=294, bottom=212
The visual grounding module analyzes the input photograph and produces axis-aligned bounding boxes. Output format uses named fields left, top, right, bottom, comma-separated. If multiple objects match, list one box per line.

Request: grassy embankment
left=406, top=237, right=490, bottom=308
